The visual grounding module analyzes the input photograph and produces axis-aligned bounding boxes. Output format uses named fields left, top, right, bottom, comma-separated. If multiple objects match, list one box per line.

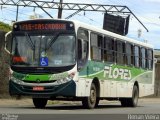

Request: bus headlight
left=56, top=72, right=75, bottom=85
left=11, top=76, right=24, bottom=85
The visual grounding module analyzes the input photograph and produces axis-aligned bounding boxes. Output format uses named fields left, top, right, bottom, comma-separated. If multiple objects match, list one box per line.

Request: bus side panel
left=100, top=80, right=118, bottom=98
left=109, top=81, right=117, bottom=97
left=102, top=80, right=133, bottom=98
left=135, top=71, right=154, bottom=97
left=139, top=82, right=154, bottom=97
left=99, top=80, right=106, bottom=97
left=139, top=84, right=154, bottom=97
left=127, top=82, right=154, bottom=98
left=127, top=82, right=135, bottom=97
left=99, top=80, right=111, bottom=97
left=144, top=84, right=154, bottom=96
left=75, top=78, right=92, bottom=97
left=117, top=82, right=129, bottom=97
left=104, top=80, right=111, bottom=97
left=76, top=78, right=86, bottom=97
left=139, top=83, right=145, bottom=97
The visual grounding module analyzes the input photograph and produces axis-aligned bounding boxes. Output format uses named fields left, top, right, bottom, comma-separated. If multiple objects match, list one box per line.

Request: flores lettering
left=104, top=66, right=131, bottom=80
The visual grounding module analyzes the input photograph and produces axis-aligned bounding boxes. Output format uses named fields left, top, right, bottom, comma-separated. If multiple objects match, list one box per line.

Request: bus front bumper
left=9, top=80, right=76, bottom=98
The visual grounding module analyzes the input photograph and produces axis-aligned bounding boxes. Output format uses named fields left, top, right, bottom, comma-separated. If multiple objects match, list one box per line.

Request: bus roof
left=71, top=20, right=153, bottom=49
left=13, top=19, right=153, bottom=49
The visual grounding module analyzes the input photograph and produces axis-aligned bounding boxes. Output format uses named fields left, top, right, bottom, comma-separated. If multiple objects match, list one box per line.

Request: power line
left=0, top=0, right=149, bottom=31
left=0, top=7, right=32, bottom=20
left=62, top=10, right=102, bottom=26
left=109, top=0, right=160, bottom=27
left=0, top=9, right=30, bottom=22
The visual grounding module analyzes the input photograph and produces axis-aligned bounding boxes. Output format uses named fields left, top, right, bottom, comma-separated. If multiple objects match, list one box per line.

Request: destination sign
left=18, top=23, right=67, bottom=31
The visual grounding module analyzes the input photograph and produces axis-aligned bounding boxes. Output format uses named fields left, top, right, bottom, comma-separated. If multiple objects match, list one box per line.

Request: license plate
left=33, top=86, right=44, bottom=91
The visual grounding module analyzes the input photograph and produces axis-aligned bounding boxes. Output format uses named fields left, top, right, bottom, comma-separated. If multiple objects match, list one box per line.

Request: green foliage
left=0, top=21, right=11, bottom=32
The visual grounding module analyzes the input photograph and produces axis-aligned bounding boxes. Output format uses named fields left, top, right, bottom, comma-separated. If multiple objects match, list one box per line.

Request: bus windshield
left=11, top=32, right=76, bottom=67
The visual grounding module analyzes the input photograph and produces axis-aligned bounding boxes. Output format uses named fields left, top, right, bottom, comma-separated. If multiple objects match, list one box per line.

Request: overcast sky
left=0, top=0, right=160, bottom=48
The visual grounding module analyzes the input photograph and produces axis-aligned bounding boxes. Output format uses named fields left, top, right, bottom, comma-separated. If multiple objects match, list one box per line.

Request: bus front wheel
left=32, top=98, right=48, bottom=108
left=82, top=83, right=97, bottom=109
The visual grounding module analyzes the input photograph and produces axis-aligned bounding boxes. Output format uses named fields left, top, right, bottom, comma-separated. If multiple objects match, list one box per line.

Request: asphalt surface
left=0, top=98, right=160, bottom=120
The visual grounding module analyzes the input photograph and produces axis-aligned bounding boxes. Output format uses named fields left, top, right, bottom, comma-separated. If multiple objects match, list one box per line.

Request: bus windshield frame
left=11, top=20, right=76, bottom=73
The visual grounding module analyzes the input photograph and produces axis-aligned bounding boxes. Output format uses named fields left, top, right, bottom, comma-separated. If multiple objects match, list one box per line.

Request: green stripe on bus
left=79, top=61, right=152, bottom=83
left=12, top=71, right=68, bottom=82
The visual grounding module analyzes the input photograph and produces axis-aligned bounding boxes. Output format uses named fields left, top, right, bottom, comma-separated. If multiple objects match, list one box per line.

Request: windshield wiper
left=25, top=32, right=35, bottom=50
left=25, top=32, right=36, bottom=61
left=45, top=33, right=60, bottom=51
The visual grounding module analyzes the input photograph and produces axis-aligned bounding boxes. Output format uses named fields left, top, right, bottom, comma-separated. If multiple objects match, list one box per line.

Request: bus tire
left=95, top=98, right=100, bottom=108
left=32, top=98, right=48, bottom=108
left=120, top=99, right=128, bottom=107
left=120, top=85, right=139, bottom=107
left=82, top=83, right=97, bottom=109
left=129, top=85, right=139, bottom=107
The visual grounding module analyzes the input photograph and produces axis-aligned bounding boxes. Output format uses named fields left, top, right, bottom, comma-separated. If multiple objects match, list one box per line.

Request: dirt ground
left=0, top=98, right=32, bottom=106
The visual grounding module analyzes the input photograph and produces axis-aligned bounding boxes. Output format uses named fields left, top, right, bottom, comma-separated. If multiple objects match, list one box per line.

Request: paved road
left=0, top=98, right=160, bottom=120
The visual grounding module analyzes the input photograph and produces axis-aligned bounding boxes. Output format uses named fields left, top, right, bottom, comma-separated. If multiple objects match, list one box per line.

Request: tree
left=0, top=21, right=11, bottom=97
left=0, top=21, right=11, bottom=32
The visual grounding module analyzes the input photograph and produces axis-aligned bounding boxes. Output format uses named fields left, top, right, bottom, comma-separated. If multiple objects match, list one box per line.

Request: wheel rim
left=90, top=88, right=96, bottom=104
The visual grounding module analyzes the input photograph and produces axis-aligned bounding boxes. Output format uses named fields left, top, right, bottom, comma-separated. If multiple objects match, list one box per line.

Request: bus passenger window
left=90, top=33, right=102, bottom=61
left=126, top=43, right=134, bottom=66
left=104, top=36, right=115, bottom=62
left=141, top=47, right=146, bottom=69
left=147, top=49, right=153, bottom=70
left=134, top=46, right=140, bottom=67
left=116, top=41, right=125, bottom=64
left=78, top=39, right=82, bottom=60
left=78, top=39, right=88, bottom=67
left=77, top=28, right=89, bottom=69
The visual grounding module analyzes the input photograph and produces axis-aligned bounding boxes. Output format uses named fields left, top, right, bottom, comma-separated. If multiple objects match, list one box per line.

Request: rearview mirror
left=5, top=31, right=12, bottom=54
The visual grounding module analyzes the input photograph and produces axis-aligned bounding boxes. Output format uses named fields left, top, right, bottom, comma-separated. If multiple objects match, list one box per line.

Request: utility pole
left=16, top=5, right=19, bottom=21
left=58, top=0, right=63, bottom=19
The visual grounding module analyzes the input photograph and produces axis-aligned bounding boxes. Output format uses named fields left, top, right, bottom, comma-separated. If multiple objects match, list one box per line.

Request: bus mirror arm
left=4, top=47, right=11, bottom=55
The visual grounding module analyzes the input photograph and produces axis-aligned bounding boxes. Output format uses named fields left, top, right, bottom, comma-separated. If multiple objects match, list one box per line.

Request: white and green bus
left=5, top=19, right=154, bottom=109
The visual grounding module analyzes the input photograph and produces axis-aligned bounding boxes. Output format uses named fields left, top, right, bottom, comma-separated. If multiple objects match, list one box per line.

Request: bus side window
left=78, top=39, right=88, bottom=68
left=77, top=28, right=89, bottom=70
left=90, top=33, right=102, bottom=61
left=134, top=46, right=140, bottom=67
left=104, top=36, right=115, bottom=63
left=116, top=40, right=125, bottom=65
left=141, top=47, right=146, bottom=69
left=126, top=43, right=134, bottom=66
left=78, top=39, right=82, bottom=60
left=147, top=49, right=153, bottom=70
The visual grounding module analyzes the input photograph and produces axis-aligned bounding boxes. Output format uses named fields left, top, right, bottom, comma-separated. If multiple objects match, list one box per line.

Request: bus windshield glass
left=11, top=32, right=76, bottom=67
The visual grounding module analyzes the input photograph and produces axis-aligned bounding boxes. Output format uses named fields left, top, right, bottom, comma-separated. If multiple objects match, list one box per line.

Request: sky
left=0, top=0, right=160, bottom=49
